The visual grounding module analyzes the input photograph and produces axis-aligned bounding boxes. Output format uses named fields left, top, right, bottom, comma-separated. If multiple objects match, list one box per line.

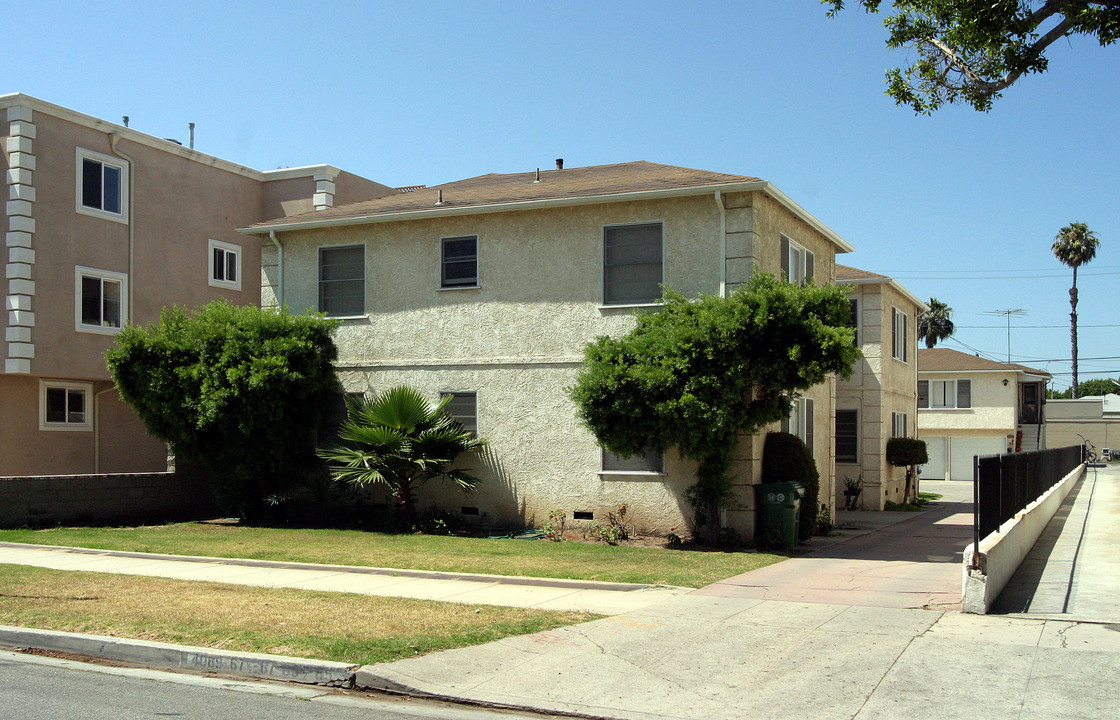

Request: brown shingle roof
left=249, top=161, right=763, bottom=229
left=918, top=348, right=1050, bottom=377
left=835, top=264, right=890, bottom=283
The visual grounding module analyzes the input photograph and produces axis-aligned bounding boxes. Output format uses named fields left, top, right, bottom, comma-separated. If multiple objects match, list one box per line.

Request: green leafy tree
left=917, top=297, right=955, bottom=348
left=106, top=301, right=340, bottom=518
left=1048, top=376, right=1120, bottom=398
left=1052, top=222, right=1101, bottom=398
left=569, top=273, right=860, bottom=543
left=824, top=1, right=1120, bottom=113
left=318, top=386, right=487, bottom=524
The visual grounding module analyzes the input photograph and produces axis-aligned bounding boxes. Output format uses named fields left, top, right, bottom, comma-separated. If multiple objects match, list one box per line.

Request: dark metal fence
left=973, top=445, right=1084, bottom=546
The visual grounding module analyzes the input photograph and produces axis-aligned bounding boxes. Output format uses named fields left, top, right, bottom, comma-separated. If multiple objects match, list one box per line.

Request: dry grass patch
left=0, top=523, right=786, bottom=588
left=0, top=565, right=595, bottom=665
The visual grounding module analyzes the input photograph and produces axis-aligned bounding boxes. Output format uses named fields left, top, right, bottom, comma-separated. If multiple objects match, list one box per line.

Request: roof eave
left=240, top=179, right=856, bottom=254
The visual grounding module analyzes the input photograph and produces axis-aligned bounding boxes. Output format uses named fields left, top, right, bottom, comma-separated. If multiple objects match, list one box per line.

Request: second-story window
left=440, top=236, right=478, bottom=288
left=918, top=379, right=971, bottom=409
left=209, top=239, right=241, bottom=290
left=892, top=307, right=909, bottom=362
left=781, top=235, right=815, bottom=284
left=77, top=148, right=128, bottom=222
left=75, top=266, right=127, bottom=334
left=318, top=245, right=365, bottom=317
left=603, top=222, right=663, bottom=305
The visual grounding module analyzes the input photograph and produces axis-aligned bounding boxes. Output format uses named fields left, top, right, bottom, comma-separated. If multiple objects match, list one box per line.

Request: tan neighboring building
left=835, top=265, right=924, bottom=509
left=917, top=348, right=1050, bottom=481
left=1045, top=394, right=1120, bottom=456
left=242, top=160, right=855, bottom=536
left=1, top=94, right=390, bottom=477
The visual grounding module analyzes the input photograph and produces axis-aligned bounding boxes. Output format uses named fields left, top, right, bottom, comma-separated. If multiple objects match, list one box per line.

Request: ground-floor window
left=39, top=380, right=93, bottom=431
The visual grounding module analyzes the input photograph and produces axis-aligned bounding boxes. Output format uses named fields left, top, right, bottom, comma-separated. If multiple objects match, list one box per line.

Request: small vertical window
left=318, top=245, right=365, bottom=317
left=836, top=409, right=858, bottom=464
left=892, top=308, right=908, bottom=362
left=603, top=223, right=663, bottom=305
left=892, top=412, right=908, bottom=438
left=40, top=381, right=93, bottom=431
left=782, top=397, right=815, bottom=452
left=602, top=448, right=663, bottom=474
left=209, top=239, right=242, bottom=290
left=440, top=236, right=478, bottom=288
left=76, top=148, right=128, bottom=221
left=918, top=380, right=929, bottom=408
left=75, top=267, right=127, bottom=334
left=441, top=392, right=478, bottom=436
left=847, top=298, right=859, bottom=345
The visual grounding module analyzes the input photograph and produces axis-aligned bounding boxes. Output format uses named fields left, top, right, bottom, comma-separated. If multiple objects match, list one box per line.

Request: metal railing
left=973, top=444, right=1084, bottom=550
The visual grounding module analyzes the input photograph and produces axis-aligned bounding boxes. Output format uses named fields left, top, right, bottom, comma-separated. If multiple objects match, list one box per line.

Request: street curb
left=0, top=625, right=357, bottom=687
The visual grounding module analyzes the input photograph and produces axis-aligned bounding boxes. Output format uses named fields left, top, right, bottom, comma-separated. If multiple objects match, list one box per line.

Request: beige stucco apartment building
left=917, top=348, right=1050, bottom=481
left=242, top=161, right=855, bottom=536
left=1, top=94, right=389, bottom=476
left=835, top=265, right=924, bottom=509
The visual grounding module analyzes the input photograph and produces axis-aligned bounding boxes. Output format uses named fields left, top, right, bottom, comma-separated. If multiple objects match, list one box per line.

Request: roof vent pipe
left=122, top=116, right=129, bottom=127
left=534, top=168, right=540, bottom=183
left=555, top=158, right=564, bottom=170
left=188, top=123, right=195, bottom=149
left=436, top=189, right=444, bottom=205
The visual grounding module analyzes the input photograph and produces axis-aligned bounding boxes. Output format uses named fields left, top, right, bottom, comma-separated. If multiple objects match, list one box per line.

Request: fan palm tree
left=917, top=297, right=955, bottom=349
left=318, top=386, right=487, bottom=524
left=1052, top=223, right=1101, bottom=398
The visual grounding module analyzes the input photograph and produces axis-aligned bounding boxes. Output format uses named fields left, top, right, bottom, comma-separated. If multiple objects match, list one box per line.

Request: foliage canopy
left=106, top=301, right=340, bottom=517
left=570, top=273, right=860, bottom=538
left=825, top=1, right=1120, bottom=113
left=917, top=297, right=955, bottom=349
left=1052, top=222, right=1102, bottom=397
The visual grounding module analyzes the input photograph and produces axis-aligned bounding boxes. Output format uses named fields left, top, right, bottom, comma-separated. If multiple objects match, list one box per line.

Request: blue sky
left=15, top=1, right=1119, bottom=391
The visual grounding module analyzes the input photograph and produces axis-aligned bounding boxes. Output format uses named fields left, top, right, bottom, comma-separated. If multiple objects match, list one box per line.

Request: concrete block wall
left=0, top=471, right=217, bottom=527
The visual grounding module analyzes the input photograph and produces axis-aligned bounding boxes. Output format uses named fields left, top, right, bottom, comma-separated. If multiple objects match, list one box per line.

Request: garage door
left=949, top=436, right=1006, bottom=481
left=922, top=437, right=947, bottom=480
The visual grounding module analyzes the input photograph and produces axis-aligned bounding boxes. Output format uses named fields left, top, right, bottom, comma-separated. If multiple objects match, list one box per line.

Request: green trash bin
left=756, top=481, right=803, bottom=550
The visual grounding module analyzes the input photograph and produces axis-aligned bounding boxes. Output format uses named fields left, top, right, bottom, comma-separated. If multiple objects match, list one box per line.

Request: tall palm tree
left=917, top=297, right=955, bottom=348
left=1052, top=223, right=1101, bottom=398
left=318, top=386, right=487, bottom=524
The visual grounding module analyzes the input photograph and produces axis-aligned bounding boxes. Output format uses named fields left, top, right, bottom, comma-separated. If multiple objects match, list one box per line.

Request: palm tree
left=318, top=386, right=487, bottom=524
left=917, top=297, right=955, bottom=348
left=1052, top=223, right=1101, bottom=398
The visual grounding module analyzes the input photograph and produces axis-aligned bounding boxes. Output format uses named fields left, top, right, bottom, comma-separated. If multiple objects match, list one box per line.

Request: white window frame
left=318, top=244, right=366, bottom=318
left=439, top=235, right=480, bottom=290
left=918, top=379, right=972, bottom=409
left=600, top=447, right=665, bottom=476
left=440, top=391, right=478, bottom=436
left=892, top=307, right=909, bottom=362
left=39, top=380, right=93, bottom=432
left=782, top=396, right=815, bottom=453
left=602, top=221, right=664, bottom=307
left=208, top=239, right=242, bottom=290
left=892, top=411, right=908, bottom=438
left=781, top=234, right=815, bottom=285
left=75, top=266, right=128, bottom=335
left=75, top=147, right=129, bottom=223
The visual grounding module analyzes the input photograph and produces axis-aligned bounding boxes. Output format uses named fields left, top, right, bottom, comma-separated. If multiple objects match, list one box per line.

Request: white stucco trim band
left=239, top=181, right=856, bottom=255
left=335, top=356, right=584, bottom=370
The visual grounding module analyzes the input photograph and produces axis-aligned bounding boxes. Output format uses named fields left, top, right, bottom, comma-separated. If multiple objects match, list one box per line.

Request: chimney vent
left=555, top=158, right=564, bottom=170
left=122, top=116, right=129, bottom=127
left=436, top=189, right=444, bottom=205
left=534, top=168, right=541, bottom=183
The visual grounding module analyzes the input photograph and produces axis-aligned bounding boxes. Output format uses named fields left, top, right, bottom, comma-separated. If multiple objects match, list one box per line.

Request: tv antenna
left=983, top=308, right=1027, bottom=363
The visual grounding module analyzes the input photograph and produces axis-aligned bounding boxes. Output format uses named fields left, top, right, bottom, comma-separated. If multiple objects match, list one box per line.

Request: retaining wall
left=0, top=471, right=217, bottom=527
left=961, top=463, right=1085, bottom=613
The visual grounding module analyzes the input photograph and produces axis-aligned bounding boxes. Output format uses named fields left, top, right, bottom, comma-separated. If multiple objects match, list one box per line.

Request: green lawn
left=0, top=565, right=594, bottom=666
left=0, top=523, right=784, bottom=588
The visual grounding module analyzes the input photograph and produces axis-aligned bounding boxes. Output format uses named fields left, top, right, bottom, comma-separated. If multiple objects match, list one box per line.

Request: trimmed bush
left=761, top=431, right=820, bottom=542
left=886, top=438, right=929, bottom=467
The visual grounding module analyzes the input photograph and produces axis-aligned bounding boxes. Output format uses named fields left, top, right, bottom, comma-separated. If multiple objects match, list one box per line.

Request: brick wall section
left=0, top=472, right=217, bottom=527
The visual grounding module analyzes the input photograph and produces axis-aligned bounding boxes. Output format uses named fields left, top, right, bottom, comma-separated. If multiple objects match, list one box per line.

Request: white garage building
left=917, top=349, right=1050, bottom=481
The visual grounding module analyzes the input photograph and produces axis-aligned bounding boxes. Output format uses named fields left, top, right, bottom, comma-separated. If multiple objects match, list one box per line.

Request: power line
left=891, top=271, right=1120, bottom=281
left=956, top=324, right=1120, bottom=329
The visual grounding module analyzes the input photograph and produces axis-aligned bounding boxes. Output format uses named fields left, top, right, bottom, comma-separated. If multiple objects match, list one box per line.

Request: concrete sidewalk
left=358, top=472, right=1120, bottom=719
left=0, top=542, right=686, bottom=615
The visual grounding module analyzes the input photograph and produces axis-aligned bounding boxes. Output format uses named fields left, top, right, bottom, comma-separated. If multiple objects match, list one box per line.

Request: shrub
left=886, top=438, right=929, bottom=467
left=761, top=431, right=820, bottom=542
